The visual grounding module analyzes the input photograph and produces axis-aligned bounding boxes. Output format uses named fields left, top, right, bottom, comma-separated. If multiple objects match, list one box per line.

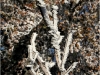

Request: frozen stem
left=27, top=33, right=52, bottom=75
left=61, top=62, right=78, bottom=75
left=61, top=32, right=73, bottom=71
left=37, top=0, right=63, bottom=70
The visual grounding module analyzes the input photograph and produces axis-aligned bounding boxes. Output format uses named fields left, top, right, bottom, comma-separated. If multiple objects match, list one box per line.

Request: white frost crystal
left=26, top=0, right=78, bottom=75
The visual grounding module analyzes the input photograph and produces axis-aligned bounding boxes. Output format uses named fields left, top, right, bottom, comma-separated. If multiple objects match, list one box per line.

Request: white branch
left=61, top=32, right=73, bottom=71
left=52, top=5, right=64, bottom=69
left=64, top=0, right=70, bottom=4
left=37, top=0, right=64, bottom=70
left=34, top=65, right=39, bottom=71
left=37, top=0, right=52, bottom=26
left=52, top=5, right=58, bottom=27
left=26, top=33, right=38, bottom=75
left=61, top=62, right=78, bottom=75
left=75, top=0, right=80, bottom=4
left=36, top=0, right=78, bottom=74
left=46, top=62, right=55, bottom=68
left=27, top=33, right=38, bottom=64
left=26, top=65, right=36, bottom=75
left=27, top=33, right=52, bottom=75
left=30, top=33, right=37, bottom=50
left=39, top=61, right=52, bottom=75
left=28, top=45, right=35, bottom=63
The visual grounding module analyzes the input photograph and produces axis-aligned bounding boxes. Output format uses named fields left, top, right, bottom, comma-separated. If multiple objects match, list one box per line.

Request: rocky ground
left=0, top=0, right=100, bottom=75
